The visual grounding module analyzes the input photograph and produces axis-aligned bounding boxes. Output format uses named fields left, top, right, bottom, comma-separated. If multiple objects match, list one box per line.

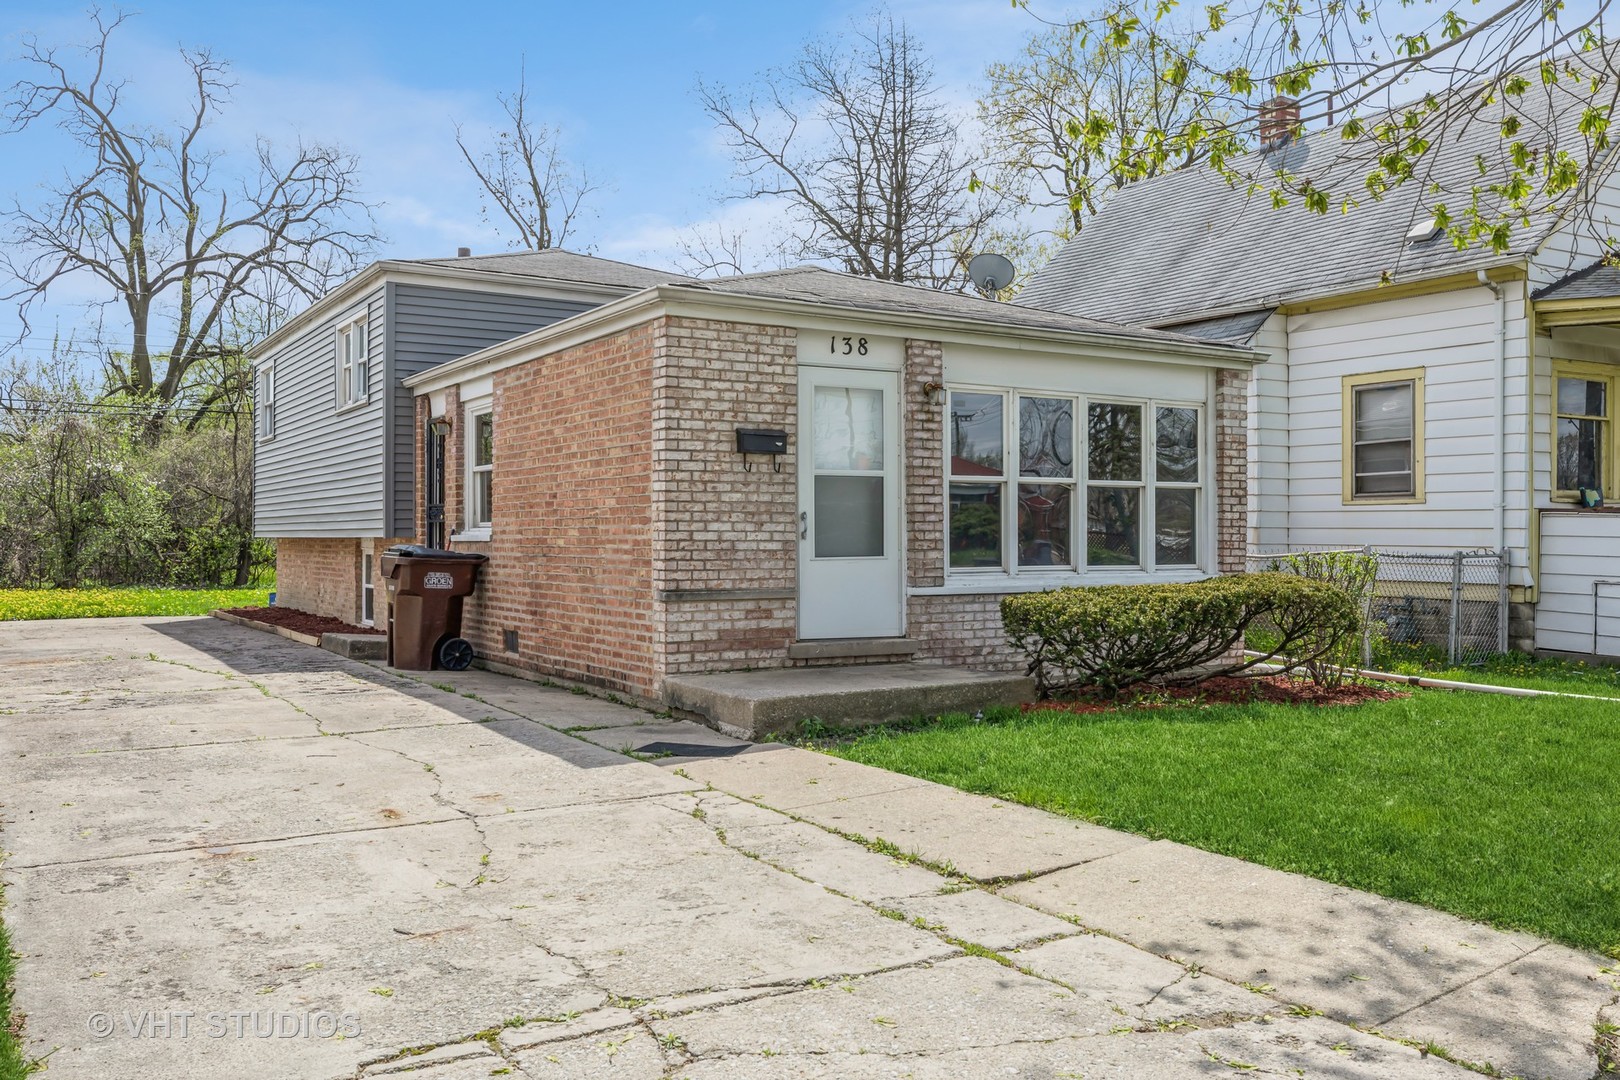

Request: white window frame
left=458, top=398, right=494, bottom=541
left=360, top=552, right=375, bottom=627
left=336, top=315, right=370, bottom=410
left=255, top=362, right=276, bottom=441
left=943, top=384, right=1209, bottom=585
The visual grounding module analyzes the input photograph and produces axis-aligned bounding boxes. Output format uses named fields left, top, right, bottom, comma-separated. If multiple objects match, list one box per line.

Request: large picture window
left=1553, top=360, right=1617, bottom=499
left=947, top=388, right=1203, bottom=577
left=1342, top=369, right=1425, bottom=502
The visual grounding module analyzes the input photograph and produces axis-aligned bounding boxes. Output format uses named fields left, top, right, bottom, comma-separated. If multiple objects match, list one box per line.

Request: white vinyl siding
left=1275, top=285, right=1532, bottom=582
left=1534, top=511, right=1620, bottom=656
left=1246, top=312, right=1290, bottom=550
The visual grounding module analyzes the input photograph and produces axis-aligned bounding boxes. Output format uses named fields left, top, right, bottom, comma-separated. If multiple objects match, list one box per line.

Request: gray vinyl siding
left=384, top=283, right=599, bottom=535
left=254, top=287, right=387, bottom=537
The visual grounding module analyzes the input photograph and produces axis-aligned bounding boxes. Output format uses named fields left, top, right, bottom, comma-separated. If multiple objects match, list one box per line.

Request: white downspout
left=1478, top=270, right=1508, bottom=558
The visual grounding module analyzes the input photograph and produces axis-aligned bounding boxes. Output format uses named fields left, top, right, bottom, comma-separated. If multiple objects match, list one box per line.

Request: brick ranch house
left=399, top=267, right=1260, bottom=705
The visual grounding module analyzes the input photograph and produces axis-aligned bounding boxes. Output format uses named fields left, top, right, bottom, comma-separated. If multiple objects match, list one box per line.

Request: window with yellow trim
left=1553, top=360, right=1618, bottom=500
left=1342, top=369, right=1425, bottom=502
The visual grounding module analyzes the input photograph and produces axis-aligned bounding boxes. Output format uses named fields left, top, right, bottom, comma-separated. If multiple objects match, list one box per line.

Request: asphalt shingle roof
left=411, top=249, right=696, bottom=290
left=690, top=266, right=1226, bottom=347
left=1533, top=259, right=1620, bottom=301
left=1017, top=75, right=1600, bottom=326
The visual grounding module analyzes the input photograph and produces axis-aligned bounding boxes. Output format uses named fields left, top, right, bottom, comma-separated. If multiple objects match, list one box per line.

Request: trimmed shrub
left=1002, top=573, right=1362, bottom=697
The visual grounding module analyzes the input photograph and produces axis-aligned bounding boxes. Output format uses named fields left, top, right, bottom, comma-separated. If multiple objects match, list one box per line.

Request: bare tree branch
left=698, top=13, right=1007, bottom=290
left=455, top=65, right=600, bottom=251
left=1, top=8, right=379, bottom=423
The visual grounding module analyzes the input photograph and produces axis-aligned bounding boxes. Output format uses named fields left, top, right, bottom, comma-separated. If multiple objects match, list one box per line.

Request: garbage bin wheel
left=438, top=637, right=475, bottom=672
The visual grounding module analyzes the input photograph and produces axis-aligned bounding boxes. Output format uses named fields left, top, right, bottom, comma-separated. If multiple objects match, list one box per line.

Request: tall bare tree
left=1, top=10, right=377, bottom=422
left=698, top=13, right=1003, bottom=289
left=456, top=70, right=599, bottom=251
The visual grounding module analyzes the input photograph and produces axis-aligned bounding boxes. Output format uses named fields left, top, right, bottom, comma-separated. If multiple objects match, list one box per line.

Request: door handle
left=799, top=511, right=808, bottom=540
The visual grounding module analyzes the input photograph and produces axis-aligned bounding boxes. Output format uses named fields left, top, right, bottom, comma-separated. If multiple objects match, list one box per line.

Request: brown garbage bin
left=380, top=545, right=489, bottom=671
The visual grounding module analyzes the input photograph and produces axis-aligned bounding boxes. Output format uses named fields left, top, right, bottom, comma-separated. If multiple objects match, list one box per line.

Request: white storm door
left=797, top=366, right=904, bottom=639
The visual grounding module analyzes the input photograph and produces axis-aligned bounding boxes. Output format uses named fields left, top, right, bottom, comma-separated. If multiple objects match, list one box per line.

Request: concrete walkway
left=1, top=618, right=1613, bottom=1079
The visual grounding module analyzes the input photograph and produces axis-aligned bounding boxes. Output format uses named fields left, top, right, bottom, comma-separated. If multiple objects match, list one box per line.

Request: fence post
left=1448, top=551, right=1465, bottom=663
left=1497, top=549, right=1509, bottom=655
left=1362, top=544, right=1375, bottom=669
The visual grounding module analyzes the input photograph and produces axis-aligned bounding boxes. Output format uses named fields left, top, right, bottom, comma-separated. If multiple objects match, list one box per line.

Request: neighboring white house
left=1019, top=90, right=1620, bottom=659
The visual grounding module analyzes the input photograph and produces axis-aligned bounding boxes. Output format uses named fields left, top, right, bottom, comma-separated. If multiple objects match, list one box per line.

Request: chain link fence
left=1248, top=547, right=1509, bottom=667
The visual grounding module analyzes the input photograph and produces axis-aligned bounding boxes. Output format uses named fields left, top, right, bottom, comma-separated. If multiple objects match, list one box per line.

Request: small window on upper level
left=256, top=363, right=276, bottom=440
left=337, top=316, right=369, bottom=409
left=1342, top=368, right=1425, bottom=503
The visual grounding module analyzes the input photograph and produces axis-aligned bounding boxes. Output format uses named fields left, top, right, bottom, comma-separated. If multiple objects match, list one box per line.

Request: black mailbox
left=736, top=428, right=788, bottom=455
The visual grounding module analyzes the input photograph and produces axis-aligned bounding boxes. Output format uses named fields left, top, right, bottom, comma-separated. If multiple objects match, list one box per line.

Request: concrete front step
left=663, top=662, right=1035, bottom=739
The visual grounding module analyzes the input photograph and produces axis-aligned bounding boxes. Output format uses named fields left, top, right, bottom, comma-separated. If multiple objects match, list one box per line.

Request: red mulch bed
left=1028, top=674, right=1406, bottom=715
left=220, top=606, right=384, bottom=637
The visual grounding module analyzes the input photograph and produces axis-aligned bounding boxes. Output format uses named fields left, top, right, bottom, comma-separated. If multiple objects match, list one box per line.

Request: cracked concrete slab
left=388, top=666, right=664, bottom=730
left=347, top=719, right=699, bottom=814
left=682, top=744, right=1148, bottom=880
left=568, top=720, right=750, bottom=760
left=10, top=820, right=601, bottom=1080
left=1007, top=930, right=1268, bottom=1022
left=6, top=686, right=318, bottom=754
left=475, top=801, right=960, bottom=1000
left=3, top=734, right=458, bottom=865
left=671, top=743, right=935, bottom=807
left=0, top=617, right=1566, bottom=1080
left=1002, top=837, right=1610, bottom=1079
left=652, top=955, right=1135, bottom=1058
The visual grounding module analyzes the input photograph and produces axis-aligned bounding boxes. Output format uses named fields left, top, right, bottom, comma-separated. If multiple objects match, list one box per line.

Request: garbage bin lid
left=382, top=544, right=489, bottom=561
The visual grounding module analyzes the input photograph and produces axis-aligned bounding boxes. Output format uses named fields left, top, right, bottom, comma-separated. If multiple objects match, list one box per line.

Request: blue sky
left=0, top=1, right=1039, bottom=357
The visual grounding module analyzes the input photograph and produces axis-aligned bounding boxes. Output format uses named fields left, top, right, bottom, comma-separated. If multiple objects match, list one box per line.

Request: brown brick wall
left=1215, top=367, right=1250, bottom=575
left=404, top=311, right=1254, bottom=697
left=651, top=316, right=800, bottom=682
left=904, top=340, right=946, bottom=589
left=275, top=536, right=402, bottom=625
left=420, top=326, right=657, bottom=697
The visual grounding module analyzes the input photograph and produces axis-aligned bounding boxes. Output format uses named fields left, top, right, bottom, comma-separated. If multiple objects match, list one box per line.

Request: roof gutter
left=405, top=284, right=1264, bottom=395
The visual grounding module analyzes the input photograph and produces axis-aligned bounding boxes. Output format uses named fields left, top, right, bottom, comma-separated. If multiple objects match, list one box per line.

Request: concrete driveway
left=0, top=617, right=1608, bottom=1079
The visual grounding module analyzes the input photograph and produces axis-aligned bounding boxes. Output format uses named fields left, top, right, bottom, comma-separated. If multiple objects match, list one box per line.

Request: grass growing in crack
left=830, top=692, right=1620, bottom=954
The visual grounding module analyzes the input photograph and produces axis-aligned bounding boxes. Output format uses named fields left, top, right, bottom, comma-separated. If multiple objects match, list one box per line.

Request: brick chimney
left=456, top=246, right=472, bottom=258
left=1258, top=96, right=1300, bottom=148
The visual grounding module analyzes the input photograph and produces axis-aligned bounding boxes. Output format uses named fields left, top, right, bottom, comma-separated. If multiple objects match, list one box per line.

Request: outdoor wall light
left=922, top=381, right=945, bottom=402
left=428, top=418, right=452, bottom=437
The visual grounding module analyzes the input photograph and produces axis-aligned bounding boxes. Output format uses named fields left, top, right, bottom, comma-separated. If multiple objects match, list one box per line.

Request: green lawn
left=1370, top=642, right=1620, bottom=698
left=829, top=691, right=1620, bottom=955
left=0, top=585, right=273, bottom=622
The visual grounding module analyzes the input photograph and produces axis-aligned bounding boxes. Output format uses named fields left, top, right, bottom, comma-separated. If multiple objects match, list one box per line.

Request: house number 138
left=831, top=335, right=869, bottom=355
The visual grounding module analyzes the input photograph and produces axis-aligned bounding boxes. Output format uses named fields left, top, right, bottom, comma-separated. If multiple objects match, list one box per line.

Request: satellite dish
left=968, top=252, right=1016, bottom=296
